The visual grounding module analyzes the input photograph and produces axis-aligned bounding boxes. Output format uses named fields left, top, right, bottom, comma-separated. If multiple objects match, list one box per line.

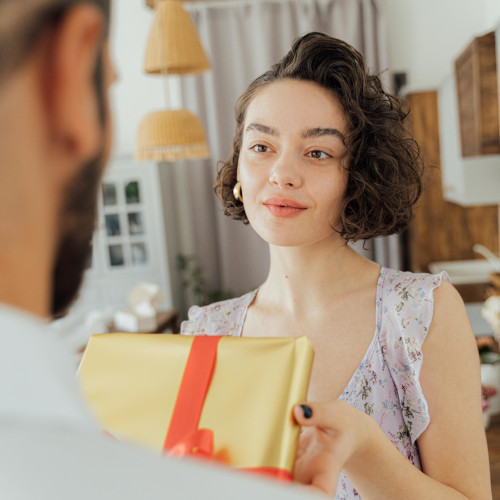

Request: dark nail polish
left=300, top=404, right=312, bottom=419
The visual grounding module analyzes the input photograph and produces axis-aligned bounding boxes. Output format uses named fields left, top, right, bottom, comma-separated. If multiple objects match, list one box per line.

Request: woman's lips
left=263, top=198, right=307, bottom=218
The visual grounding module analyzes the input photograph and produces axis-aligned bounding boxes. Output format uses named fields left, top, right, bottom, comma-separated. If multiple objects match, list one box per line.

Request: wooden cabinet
left=409, top=30, right=500, bottom=301
left=439, top=74, right=500, bottom=206
left=438, top=27, right=500, bottom=206
left=407, top=91, right=498, bottom=299
left=455, top=31, right=500, bottom=156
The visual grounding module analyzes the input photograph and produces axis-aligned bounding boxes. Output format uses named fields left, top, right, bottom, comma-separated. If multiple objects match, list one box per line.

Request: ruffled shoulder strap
left=379, top=268, right=450, bottom=443
left=180, top=290, right=257, bottom=337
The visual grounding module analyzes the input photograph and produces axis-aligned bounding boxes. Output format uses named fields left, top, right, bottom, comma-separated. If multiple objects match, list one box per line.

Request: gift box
left=78, top=334, right=314, bottom=480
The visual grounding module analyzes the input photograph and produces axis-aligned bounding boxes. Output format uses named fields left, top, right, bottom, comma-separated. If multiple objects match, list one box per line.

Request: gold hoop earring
left=233, top=181, right=243, bottom=202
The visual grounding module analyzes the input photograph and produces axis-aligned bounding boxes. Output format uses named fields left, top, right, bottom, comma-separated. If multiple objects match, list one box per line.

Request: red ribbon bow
left=168, top=428, right=215, bottom=460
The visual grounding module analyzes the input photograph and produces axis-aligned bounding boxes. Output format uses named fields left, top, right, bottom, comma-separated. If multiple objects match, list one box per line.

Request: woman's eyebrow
left=301, top=127, right=345, bottom=143
left=245, top=123, right=345, bottom=144
left=245, top=122, right=279, bottom=136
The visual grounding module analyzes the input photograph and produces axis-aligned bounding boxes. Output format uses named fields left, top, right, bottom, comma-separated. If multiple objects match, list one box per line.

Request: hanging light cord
left=157, top=3, right=171, bottom=109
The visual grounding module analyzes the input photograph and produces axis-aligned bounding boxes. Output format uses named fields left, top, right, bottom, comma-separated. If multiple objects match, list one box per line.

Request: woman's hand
left=293, top=400, right=376, bottom=496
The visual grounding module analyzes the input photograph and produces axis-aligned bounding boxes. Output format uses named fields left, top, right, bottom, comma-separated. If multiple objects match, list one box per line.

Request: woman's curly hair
left=214, top=31, right=423, bottom=242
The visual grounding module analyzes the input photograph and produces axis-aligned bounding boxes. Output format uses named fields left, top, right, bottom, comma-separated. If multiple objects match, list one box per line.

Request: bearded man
left=0, top=1, right=328, bottom=498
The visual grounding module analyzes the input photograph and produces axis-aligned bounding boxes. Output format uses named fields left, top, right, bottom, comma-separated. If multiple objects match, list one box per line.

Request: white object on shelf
left=113, top=309, right=158, bottom=332
left=467, top=302, right=495, bottom=337
left=113, top=282, right=167, bottom=332
left=428, top=259, right=495, bottom=285
left=129, top=282, right=166, bottom=315
left=481, top=363, right=500, bottom=415
left=473, top=244, right=500, bottom=273
left=484, top=410, right=492, bottom=429
left=482, top=296, right=500, bottom=341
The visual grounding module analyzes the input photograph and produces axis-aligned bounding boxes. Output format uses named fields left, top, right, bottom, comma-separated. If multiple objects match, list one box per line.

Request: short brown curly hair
left=215, top=32, right=423, bottom=242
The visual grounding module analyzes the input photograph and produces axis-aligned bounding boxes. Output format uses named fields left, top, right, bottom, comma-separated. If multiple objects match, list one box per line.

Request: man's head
left=0, top=0, right=111, bottom=85
left=0, top=0, right=113, bottom=318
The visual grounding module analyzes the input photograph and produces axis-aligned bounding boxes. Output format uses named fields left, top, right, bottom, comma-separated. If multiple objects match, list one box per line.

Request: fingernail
left=300, top=404, right=312, bottom=419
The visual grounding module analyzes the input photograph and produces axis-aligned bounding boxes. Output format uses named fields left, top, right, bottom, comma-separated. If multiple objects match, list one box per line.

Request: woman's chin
left=252, top=227, right=336, bottom=249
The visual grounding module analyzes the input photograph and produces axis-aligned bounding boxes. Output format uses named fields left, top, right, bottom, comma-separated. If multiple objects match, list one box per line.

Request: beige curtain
left=162, top=0, right=396, bottom=316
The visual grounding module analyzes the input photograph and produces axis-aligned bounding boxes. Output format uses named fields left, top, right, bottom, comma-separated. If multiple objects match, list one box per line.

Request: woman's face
left=237, top=79, right=349, bottom=248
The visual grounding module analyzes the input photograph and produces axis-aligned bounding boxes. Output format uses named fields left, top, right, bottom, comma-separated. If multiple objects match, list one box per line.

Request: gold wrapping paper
left=78, top=334, right=314, bottom=474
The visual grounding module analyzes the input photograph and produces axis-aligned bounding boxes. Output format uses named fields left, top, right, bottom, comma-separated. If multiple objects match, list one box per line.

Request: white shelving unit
left=69, top=156, right=173, bottom=317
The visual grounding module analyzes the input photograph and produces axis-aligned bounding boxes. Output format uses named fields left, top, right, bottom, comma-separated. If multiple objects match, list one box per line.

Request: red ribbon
left=241, top=468, right=294, bottom=482
left=163, top=336, right=221, bottom=451
left=160, top=335, right=292, bottom=482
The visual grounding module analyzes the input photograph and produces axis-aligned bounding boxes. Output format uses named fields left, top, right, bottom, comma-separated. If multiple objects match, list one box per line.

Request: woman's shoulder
left=378, top=267, right=451, bottom=337
left=381, top=267, right=450, bottom=296
left=180, top=290, right=258, bottom=336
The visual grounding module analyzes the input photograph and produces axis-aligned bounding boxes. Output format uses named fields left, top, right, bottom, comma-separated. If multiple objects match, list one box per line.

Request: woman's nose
left=268, top=151, right=302, bottom=188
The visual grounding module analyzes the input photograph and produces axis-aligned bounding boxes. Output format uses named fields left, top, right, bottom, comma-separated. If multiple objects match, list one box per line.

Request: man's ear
left=45, top=4, right=106, bottom=164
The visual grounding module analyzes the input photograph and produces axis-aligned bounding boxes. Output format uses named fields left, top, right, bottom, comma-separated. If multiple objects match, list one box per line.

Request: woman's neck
left=258, top=236, right=377, bottom=317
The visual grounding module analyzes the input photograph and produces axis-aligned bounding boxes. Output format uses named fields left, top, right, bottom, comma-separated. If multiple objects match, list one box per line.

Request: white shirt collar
left=0, top=303, right=97, bottom=430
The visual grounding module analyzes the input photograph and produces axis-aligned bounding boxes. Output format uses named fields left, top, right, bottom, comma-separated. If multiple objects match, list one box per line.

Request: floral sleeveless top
left=181, top=268, right=449, bottom=499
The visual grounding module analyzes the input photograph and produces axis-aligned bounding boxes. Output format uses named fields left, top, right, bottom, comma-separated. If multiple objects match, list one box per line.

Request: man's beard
left=50, top=151, right=104, bottom=318
left=50, top=46, right=107, bottom=319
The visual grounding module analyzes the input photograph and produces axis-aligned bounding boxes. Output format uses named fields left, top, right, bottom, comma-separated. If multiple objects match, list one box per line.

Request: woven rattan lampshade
left=146, top=1, right=208, bottom=11
left=136, top=109, right=210, bottom=161
left=146, top=0, right=180, bottom=8
left=144, top=1, right=210, bottom=75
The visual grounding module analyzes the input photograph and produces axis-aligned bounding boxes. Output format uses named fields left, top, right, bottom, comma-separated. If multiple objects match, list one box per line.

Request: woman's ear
left=44, top=4, right=106, bottom=164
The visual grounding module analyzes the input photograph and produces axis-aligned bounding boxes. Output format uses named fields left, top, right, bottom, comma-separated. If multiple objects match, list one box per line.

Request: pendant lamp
left=136, top=0, right=211, bottom=162
left=137, top=110, right=210, bottom=161
left=144, top=1, right=210, bottom=75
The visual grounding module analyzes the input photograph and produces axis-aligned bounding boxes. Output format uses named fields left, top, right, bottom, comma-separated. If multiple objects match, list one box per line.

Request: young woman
left=181, top=32, right=491, bottom=499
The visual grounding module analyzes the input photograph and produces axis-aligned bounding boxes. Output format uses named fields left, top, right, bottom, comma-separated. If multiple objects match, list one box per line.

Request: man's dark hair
left=215, top=32, right=424, bottom=242
left=0, top=0, right=110, bottom=84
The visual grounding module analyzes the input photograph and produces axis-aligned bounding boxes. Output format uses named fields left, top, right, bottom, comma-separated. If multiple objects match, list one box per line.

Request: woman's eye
left=250, top=144, right=271, bottom=153
left=307, top=150, right=332, bottom=159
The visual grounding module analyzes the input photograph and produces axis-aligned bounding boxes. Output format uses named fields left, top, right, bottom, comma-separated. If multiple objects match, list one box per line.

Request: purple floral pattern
left=181, top=268, right=449, bottom=499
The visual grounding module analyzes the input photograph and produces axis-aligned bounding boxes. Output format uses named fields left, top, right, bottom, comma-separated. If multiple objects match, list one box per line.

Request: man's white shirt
left=0, top=303, right=320, bottom=500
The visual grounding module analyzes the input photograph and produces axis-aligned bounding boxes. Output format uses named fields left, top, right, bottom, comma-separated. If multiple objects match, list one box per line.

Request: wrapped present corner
left=78, top=334, right=314, bottom=480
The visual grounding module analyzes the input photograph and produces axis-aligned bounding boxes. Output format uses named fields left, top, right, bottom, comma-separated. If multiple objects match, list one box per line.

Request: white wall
left=110, top=0, right=500, bottom=154
left=381, top=0, right=500, bottom=93
left=108, top=0, right=500, bottom=155
left=485, top=0, right=500, bottom=30
left=108, top=1, right=182, bottom=158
